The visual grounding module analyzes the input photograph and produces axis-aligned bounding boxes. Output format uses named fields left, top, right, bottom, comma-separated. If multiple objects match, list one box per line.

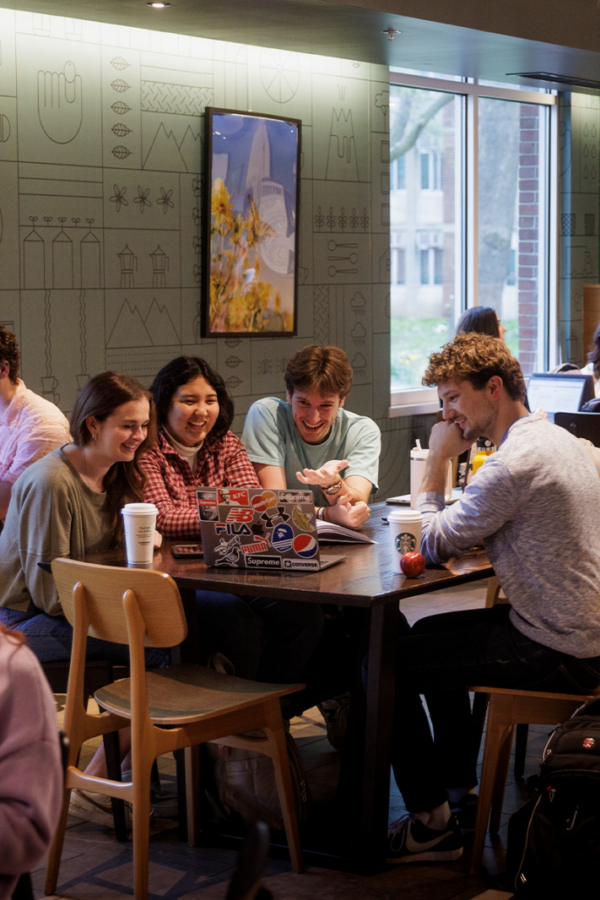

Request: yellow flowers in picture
left=204, top=109, right=300, bottom=336
left=209, top=179, right=292, bottom=333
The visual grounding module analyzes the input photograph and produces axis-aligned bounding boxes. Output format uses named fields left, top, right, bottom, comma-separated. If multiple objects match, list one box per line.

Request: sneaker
left=387, top=813, right=463, bottom=864
left=68, top=789, right=153, bottom=828
left=120, top=770, right=179, bottom=818
left=317, top=691, right=350, bottom=751
left=451, top=793, right=478, bottom=833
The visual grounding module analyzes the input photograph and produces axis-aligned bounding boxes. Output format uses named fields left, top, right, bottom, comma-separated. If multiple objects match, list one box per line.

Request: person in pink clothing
left=0, top=325, right=71, bottom=522
left=0, top=622, right=62, bottom=899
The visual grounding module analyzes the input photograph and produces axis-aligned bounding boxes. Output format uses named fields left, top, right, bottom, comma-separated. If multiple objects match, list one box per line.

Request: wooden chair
left=44, top=559, right=305, bottom=900
left=469, top=684, right=596, bottom=875
left=471, top=576, right=530, bottom=779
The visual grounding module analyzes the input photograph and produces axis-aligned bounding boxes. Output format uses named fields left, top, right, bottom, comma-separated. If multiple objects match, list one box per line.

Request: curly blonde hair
left=423, top=332, right=526, bottom=402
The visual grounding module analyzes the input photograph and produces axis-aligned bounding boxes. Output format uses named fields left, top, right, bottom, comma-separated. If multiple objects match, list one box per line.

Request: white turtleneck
left=164, top=431, right=204, bottom=474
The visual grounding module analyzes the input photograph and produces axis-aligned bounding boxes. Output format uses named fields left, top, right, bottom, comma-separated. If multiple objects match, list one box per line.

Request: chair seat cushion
left=95, top=664, right=303, bottom=724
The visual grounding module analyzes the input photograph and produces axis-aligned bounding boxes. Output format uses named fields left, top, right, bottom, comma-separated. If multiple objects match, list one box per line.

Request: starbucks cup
left=388, top=509, right=423, bottom=574
left=121, top=503, right=158, bottom=568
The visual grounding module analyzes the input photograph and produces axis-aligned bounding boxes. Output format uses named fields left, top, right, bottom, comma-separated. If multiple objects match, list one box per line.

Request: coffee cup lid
left=121, top=503, right=158, bottom=515
left=388, top=508, right=423, bottom=522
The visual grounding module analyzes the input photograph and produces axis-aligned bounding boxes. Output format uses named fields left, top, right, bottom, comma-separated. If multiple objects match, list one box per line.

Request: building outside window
left=389, top=72, right=556, bottom=410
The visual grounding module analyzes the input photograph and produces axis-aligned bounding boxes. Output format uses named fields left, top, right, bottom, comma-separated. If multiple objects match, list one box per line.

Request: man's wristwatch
left=323, top=476, right=343, bottom=496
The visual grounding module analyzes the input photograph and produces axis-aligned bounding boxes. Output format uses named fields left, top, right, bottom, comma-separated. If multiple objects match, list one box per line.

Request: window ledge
left=388, top=400, right=440, bottom=418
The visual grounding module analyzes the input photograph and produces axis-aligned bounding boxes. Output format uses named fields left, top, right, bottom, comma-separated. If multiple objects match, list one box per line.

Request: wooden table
left=85, top=502, right=492, bottom=871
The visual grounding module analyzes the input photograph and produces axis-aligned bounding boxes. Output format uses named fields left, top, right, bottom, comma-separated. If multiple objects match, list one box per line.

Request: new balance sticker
left=246, top=555, right=281, bottom=569
left=226, top=508, right=254, bottom=523
left=241, top=540, right=269, bottom=555
left=215, top=523, right=252, bottom=536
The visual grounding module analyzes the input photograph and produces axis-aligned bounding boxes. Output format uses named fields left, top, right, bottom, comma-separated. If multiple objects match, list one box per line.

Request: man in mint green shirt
left=242, top=345, right=380, bottom=531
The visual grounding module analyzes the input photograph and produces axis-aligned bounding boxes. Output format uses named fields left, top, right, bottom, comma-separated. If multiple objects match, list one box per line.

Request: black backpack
left=507, top=696, right=600, bottom=897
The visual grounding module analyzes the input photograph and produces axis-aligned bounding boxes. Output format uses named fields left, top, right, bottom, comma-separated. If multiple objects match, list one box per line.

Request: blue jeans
left=0, top=603, right=170, bottom=668
left=195, top=591, right=324, bottom=683
left=391, top=604, right=600, bottom=813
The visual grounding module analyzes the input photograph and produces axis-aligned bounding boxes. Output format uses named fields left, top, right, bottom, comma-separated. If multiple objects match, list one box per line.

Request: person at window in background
left=242, top=345, right=381, bottom=531
left=0, top=371, right=169, bottom=827
left=0, top=324, right=71, bottom=523
left=455, top=306, right=507, bottom=342
left=140, top=355, right=323, bottom=686
left=384, top=332, right=600, bottom=864
left=0, top=622, right=62, bottom=900
left=242, top=345, right=381, bottom=748
left=581, top=320, right=600, bottom=398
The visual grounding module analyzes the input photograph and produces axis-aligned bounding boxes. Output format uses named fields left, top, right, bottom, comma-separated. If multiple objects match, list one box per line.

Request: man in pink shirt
left=0, top=325, right=71, bottom=522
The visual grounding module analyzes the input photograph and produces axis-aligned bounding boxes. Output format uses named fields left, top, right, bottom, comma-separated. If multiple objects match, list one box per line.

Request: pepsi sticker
left=292, top=533, right=318, bottom=558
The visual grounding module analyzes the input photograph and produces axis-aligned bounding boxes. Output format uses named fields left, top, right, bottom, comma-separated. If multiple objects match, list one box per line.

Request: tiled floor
left=37, top=580, right=545, bottom=900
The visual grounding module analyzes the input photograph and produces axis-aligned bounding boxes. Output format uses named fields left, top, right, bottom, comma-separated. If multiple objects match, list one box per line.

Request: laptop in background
left=554, top=411, right=600, bottom=445
left=197, top=487, right=345, bottom=572
left=526, top=372, right=594, bottom=423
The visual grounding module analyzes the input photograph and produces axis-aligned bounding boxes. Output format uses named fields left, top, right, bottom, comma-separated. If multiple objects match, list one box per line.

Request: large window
left=389, top=73, right=556, bottom=411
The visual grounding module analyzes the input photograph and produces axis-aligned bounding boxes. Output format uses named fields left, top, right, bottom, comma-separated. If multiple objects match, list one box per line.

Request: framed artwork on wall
left=202, top=107, right=301, bottom=336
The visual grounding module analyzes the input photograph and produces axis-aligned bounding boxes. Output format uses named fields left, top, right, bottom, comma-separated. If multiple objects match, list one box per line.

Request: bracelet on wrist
left=317, top=507, right=325, bottom=520
left=323, top=476, right=343, bottom=496
left=322, top=505, right=330, bottom=523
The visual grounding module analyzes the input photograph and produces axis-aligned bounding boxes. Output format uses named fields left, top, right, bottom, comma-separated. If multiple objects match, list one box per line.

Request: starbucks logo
left=395, top=532, right=416, bottom=555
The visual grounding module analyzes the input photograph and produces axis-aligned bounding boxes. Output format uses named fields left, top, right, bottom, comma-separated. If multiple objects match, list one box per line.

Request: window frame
left=388, top=72, right=558, bottom=418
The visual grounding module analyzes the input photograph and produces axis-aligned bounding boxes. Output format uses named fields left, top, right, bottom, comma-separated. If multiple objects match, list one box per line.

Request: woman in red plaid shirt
left=141, top=356, right=323, bottom=683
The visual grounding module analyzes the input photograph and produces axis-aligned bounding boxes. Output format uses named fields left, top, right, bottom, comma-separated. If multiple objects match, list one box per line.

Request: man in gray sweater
left=387, top=332, right=600, bottom=864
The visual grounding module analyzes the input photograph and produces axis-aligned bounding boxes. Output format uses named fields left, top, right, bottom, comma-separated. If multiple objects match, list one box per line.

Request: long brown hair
left=70, top=372, right=157, bottom=529
left=0, top=621, right=25, bottom=645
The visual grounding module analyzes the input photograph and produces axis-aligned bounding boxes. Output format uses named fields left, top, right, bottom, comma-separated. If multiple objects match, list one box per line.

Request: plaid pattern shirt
left=140, top=430, right=260, bottom=539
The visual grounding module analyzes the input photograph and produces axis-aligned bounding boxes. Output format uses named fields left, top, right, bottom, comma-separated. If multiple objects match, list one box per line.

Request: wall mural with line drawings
left=0, top=5, right=419, bottom=499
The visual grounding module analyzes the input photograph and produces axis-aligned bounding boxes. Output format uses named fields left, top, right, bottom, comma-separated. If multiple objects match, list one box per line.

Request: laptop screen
left=526, top=373, right=594, bottom=419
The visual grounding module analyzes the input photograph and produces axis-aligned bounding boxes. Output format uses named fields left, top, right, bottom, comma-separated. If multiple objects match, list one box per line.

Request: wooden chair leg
left=514, top=723, right=529, bottom=778
left=132, top=756, right=153, bottom=900
left=490, top=723, right=514, bottom=834
left=264, top=703, right=304, bottom=874
left=471, top=691, right=489, bottom=764
left=103, top=731, right=128, bottom=841
left=44, top=782, right=73, bottom=894
left=174, top=748, right=187, bottom=842
left=185, top=745, right=200, bottom=847
left=470, top=717, right=513, bottom=876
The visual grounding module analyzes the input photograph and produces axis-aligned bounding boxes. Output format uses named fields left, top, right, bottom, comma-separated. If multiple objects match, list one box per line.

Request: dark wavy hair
left=0, top=324, right=21, bottom=383
left=284, top=345, right=353, bottom=398
left=423, top=332, right=526, bottom=402
left=455, top=306, right=500, bottom=339
left=70, top=372, right=156, bottom=529
left=588, top=322, right=600, bottom=381
left=150, top=357, right=234, bottom=440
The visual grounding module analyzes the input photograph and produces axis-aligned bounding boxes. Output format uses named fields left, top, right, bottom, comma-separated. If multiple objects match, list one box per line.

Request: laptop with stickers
left=196, top=487, right=345, bottom=572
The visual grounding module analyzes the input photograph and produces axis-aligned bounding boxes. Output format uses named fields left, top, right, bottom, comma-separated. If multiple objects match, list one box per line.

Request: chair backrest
left=51, top=559, right=187, bottom=648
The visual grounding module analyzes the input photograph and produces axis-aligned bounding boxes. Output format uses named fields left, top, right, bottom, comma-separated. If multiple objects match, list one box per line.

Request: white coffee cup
left=388, top=508, right=423, bottom=574
left=410, top=447, right=453, bottom=509
left=121, top=503, right=158, bottom=568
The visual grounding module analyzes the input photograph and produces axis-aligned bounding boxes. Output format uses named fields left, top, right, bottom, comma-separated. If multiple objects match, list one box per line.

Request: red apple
left=400, top=551, right=426, bottom=577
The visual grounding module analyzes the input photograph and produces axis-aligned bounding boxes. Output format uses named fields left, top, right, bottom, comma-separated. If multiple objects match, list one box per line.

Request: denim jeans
left=391, top=604, right=600, bottom=813
left=0, top=603, right=170, bottom=667
left=195, top=591, right=324, bottom=683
